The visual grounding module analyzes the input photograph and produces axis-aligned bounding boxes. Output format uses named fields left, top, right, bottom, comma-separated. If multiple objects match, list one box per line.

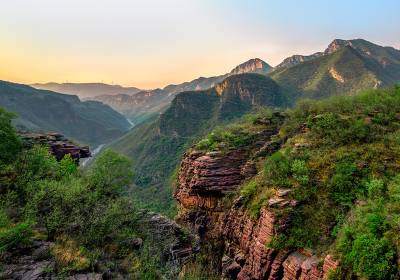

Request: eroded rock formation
left=20, top=132, right=91, bottom=163
left=175, top=115, right=338, bottom=279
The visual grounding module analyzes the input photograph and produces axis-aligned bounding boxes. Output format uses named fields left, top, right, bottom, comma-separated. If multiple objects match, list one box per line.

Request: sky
left=1, top=0, right=399, bottom=89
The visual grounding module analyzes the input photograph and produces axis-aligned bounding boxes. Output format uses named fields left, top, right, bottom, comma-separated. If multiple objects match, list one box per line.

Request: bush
left=264, top=151, right=291, bottom=187
left=240, top=180, right=258, bottom=203
left=328, top=160, right=360, bottom=207
left=0, top=222, right=32, bottom=252
left=14, top=145, right=60, bottom=201
left=58, top=154, right=78, bottom=177
left=346, top=234, right=395, bottom=279
left=291, top=159, right=309, bottom=185
left=88, top=149, right=134, bottom=197
left=366, top=179, right=385, bottom=199
left=336, top=199, right=396, bottom=279
left=0, top=107, right=21, bottom=164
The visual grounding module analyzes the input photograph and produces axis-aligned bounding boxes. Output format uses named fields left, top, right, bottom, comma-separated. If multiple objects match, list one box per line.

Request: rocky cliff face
left=20, top=132, right=90, bottom=163
left=175, top=114, right=338, bottom=280
left=324, top=39, right=352, bottom=54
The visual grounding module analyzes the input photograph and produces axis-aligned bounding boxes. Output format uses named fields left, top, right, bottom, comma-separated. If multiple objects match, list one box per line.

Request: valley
left=1, top=38, right=400, bottom=280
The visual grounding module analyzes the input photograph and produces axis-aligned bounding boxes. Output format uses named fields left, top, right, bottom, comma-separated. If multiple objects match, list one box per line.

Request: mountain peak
left=324, top=39, right=353, bottom=54
left=230, top=58, right=272, bottom=75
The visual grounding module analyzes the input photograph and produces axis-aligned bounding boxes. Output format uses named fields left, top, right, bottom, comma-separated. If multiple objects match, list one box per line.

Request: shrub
left=366, top=178, right=385, bottom=199
left=336, top=199, right=396, bottom=279
left=264, top=151, right=291, bottom=187
left=291, top=159, right=309, bottom=185
left=0, top=107, right=21, bottom=164
left=14, top=145, right=60, bottom=200
left=0, top=222, right=32, bottom=252
left=52, top=236, right=90, bottom=274
left=59, top=154, right=78, bottom=177
left=388, top=174, right=400, bottom=202
left=240, top=180, right=258, bottom=203
left=347, top=234, right=395, bottom=279
left=328, top=160, right=360, bottom=207
left=88, top=149, right=134, bottom=197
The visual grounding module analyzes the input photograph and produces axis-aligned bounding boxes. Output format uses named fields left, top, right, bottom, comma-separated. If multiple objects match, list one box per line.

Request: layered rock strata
left=20, top=132, right=90, bottom=163
left=175, top=122, right=338, bottom=279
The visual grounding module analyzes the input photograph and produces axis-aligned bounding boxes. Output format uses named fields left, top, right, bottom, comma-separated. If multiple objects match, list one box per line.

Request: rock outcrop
left=175, top=114, right=339, bottom=279
left=20, top=132, right=91, bottom=163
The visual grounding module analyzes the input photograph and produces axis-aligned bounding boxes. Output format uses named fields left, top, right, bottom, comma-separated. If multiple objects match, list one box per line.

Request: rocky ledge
left=20, top=132, right=91, bottom=163
left=175, top=123, right=338, bottom=279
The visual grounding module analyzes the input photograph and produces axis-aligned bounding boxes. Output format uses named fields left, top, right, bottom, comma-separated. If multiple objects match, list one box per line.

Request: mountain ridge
left=0, top=80, right=131, bottom=146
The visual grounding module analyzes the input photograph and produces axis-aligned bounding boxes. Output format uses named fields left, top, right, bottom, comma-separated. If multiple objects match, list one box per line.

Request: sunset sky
left=1, top=0, right=399, bottom=89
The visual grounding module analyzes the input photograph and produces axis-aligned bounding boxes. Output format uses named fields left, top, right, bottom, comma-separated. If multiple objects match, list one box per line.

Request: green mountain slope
left=180, top=86, right=400, bottom=279
left=111, top=73, right=283, bottom=214
left=86, top=58, right=272, bottom=125
left=270, top=39, right=400, bottom=103
left=0, top=81, right=131, bottom=146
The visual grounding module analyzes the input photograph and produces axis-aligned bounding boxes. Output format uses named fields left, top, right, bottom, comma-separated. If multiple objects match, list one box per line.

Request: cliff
left=175, top=87, right=400, bottom=279
left=20, top=132, right=91, bottom=163
left=175, top=112, right=338, bottom=279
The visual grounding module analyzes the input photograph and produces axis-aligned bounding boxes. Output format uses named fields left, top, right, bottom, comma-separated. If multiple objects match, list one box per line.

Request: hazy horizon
left=1, top=0, right=399, bottom=89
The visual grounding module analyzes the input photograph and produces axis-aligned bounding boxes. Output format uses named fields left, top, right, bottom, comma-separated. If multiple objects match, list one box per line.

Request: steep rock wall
left=174, top=118, right=338, bottom=279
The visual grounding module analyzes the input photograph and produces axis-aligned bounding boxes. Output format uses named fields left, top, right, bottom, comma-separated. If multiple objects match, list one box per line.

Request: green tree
left=88, top=149, right=134, bottom=196
left=0, top=107, right=21, bottom=164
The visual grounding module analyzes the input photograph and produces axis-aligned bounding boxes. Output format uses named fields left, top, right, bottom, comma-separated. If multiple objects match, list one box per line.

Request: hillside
left=176, top=86, right=400, bottom=279
left=0, top=112, right=195, bottom=279
left=164, top=58, right=272, bottom=94
left=0, top=81, right=131, bottom=146
left=111, top=73, right=284, bottom=214
left=31, top=82, right=141, bottom=99
left=86, top=89, right=171, bottom=124
left=86, top=58, right=272, bottom=125
left=270, top=39, right=400, bottom=102
left=109, top=39, right=400, bottom=215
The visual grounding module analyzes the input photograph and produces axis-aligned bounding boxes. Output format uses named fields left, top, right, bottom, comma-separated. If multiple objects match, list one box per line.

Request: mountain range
left=109, top=38, right=400, bottom=213
left=33, top=39, right=400, bottom=126
left=0, top=81, right=131, bottom=146
left=31, top=82, right=142, bottom=98
left=3, top=38, right=400, bottom=211
left=32, top=58, right=273, bottom=124
left=270, top=38, right=400, bottom=102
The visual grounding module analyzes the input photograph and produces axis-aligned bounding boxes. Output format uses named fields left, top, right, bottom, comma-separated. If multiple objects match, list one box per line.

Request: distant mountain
left=0, top=81, right=131, bottom=146
left=163, top=75, right=229, bottom=94
left=162, top=58, right=272, bottom=95
left=270, top=38, right=400, bottom=102
left=110, top=38, right=400, bottom=214
left=31, top=82, right=141, bottom=99
left=110, top=73, right=283, bottom=212
left=230, top=58, right=272, bottom=75
left=89, top=58, right=272, bottom=125
left=88, top=89, right=171, bottom=125
left=275, top=53, right=323, bottom=69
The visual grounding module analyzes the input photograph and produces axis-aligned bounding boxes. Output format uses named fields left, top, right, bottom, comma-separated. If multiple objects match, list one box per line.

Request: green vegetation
left=0, top=108, right=21, bottom=164
left=111, top=74, right=284, bottom=216
left=269, top=39, right=400, bottom=103
left=0, top=108, right=179, bottom=278
left=201, top=86, right=400, bottom=279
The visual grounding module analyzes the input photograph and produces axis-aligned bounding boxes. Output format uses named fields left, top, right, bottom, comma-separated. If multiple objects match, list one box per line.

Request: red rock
left=322, top=255, right=339, bottom=279
left=20, top=132, right=90, bottom=163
